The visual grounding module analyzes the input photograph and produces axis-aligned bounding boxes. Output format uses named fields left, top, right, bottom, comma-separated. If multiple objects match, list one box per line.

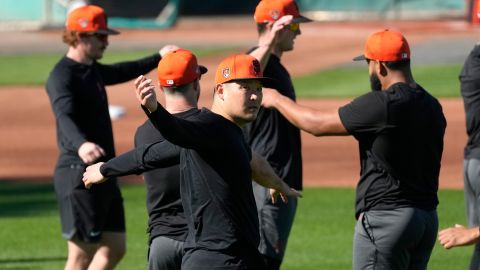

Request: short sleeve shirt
left=339, top=83, right=446, bottom=218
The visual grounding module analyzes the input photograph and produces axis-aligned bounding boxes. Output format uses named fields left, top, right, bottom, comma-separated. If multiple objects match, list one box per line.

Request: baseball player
left=438, top=40, right=480, bottom=269
left=243, top=0, right=311, bottom=268
left=134, top=48, right=205, bottom=270
left=45, top=5, right=167, bottom=269
left=261, top=29, right=446, bottom=270
left=83, top=54, right=302, bottom=269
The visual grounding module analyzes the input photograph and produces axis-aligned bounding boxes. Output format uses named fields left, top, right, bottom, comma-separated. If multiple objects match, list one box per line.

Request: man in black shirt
left=261, top=29, right=446, bottom=270
left=135, top=48, right=206, bottom=270
left=45, top=5, right=165, bottom=270
left=438, top=42, right=480, bottom=269
left=244, top=1, right=311, bottom=268
left=83, top=54, right=302, bottom=269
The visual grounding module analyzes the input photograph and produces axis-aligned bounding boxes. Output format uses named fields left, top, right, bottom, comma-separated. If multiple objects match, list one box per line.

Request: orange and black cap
left=254, top=0, right=312, bottom=23
left=157, top=49, right=207, bottom=87
left=353, top=29, right=410, bottom=62
left=215, top=54, right=276, bottom=88
left=66, top=5, right=119, bottom=35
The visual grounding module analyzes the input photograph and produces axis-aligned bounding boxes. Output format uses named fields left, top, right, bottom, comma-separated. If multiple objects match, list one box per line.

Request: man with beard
left=260, top=29, right=446, bottom=270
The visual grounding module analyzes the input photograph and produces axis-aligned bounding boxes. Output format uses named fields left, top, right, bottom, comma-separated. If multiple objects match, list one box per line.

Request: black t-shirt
left=45, top=54, right=161, bottom=168
left=134, top=109, right=200, bottom=243
left=243, top=54, right=303, bottom=190
left=460, top=44, right=480, bottom=158
left=338, top=83, right=446, bottom=218
left=146, top=106, right=264, bottom=269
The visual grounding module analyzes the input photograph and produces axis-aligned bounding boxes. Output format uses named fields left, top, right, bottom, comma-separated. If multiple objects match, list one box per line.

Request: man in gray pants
left=261, top=29, right=446, bottom=269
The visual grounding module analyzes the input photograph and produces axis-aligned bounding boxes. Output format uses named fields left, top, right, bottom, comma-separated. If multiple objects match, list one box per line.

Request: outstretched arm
left=82, top=141, right=179, bottom=188
left=438, top=224, right=480, bottom=249
left=262, top=88, right=349, bottom=136
left=250, top=151, right=302, bottom=203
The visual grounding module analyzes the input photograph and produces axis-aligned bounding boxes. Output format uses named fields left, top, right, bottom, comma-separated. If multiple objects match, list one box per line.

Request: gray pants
left=353, top=208, right=437, bottom=270
left=252, top=181, right=298, bottom=262
left=148, top=236, right=184, bottom=270
left=464, top=158, right=480, bottom=270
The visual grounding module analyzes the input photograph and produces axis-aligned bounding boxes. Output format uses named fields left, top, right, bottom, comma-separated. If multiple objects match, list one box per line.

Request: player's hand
left=82, top=162, right=107, bottom=189
left=258, top=15, right=293, bottom=48
left=270, top=186, right=302, bottom=204
left=159, top=44, right=180, bottom=57
left=134, top=75, right=158, bottom=112
left=78, top=142, right=106, bottom=165
left=261, top=88, right=280, bottom=109
left=438, top=224, right=480, bottom=249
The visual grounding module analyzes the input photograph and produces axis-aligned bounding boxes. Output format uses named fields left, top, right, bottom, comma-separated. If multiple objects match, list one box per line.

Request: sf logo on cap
left=269, top=10, right=280, bottom=20
left=250, top=60, right=261, bottom=76
left=222, top=68, right=230, bottom=78
left=79, top=18, right=90, bottom=28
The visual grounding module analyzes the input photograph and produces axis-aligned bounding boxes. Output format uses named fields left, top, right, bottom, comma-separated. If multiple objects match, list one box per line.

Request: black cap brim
left=353, top=54, right=366, bottom=61
left=199, top=65, right=208, bottom=75
left=293, top=15, right=313, bottom=23
left=95, top=28, right=120, bottom=35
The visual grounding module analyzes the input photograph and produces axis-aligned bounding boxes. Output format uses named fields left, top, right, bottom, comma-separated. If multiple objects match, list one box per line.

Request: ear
left=158, top=83, right=164, bottom=93
left=214, top=84, right=225, bottom=100
left=378, top=61, right=388, bottom=77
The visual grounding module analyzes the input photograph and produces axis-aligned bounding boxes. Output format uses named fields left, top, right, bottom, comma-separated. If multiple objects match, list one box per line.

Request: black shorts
left=54, top=164, right=125, bottom=243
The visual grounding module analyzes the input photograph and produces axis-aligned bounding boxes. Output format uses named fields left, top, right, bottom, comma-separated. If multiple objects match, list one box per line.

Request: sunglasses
left=289, top=22, right=300, bottom=32
left=82, top=33, right=108, bottom=42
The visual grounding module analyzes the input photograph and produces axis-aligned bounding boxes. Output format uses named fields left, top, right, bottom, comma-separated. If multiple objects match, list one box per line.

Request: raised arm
left=250, top=151, right=302, bottom=203
left=249, top=15, right=293, bottom=71
left=262, top=88, right=348, bottom=136
left=134, top=75, right=211, bottom=149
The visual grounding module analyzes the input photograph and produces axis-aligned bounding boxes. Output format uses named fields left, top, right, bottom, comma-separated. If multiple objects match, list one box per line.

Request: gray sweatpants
left=464, top=158, right=480, bottom=270
left=353, top=208, right=438, bottom=270
left=252, top=181, right=298, bottom=262
left=148, top=236, right=184, bottom=270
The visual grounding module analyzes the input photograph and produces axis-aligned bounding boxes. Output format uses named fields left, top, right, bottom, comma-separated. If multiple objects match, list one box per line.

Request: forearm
left=251, top=153, right=288, bottom=190
left=102, top=53, right=161, bottom=85
left=249, top=44, right=274, bottom=71
left=272, top=94, right=347, bottom=136
left=100, top=142, right=179, bottom=177
left=57, top=114, right=87, bottom=149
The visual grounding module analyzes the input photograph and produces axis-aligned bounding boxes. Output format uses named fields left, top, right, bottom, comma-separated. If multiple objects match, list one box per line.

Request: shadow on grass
left=0, top=256, right=65, bottom=264
left=0, top=178, right=57, bottom=217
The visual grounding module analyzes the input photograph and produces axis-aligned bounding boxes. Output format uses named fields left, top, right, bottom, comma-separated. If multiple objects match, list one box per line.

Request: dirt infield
left=0, top=18, right=477, bottom=189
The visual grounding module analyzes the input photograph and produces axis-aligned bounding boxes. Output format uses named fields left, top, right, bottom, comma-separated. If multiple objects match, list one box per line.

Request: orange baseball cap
left=66, top=5, right=119, bottom=35
left=254, top=0, right=312, bottom=23
left=157, top=49, right=207, bottom=87
left=215, top=54, right=276, bottom=88
left=353, top=29, right=410, bottom=62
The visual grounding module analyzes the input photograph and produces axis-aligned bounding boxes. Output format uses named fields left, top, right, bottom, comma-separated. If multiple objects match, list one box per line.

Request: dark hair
left=383, top=60, right=410, bottom=71
left=62, top=30, right=79, bottom=46
left=257, top=23, right=268, bottom=35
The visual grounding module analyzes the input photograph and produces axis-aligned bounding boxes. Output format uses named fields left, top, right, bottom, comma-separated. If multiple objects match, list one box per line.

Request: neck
left=383, top=70, right=416, bottom=90
left=164, top=96, right=197, bottom=114
left=66, top=46, right=93, bottom=65
left=272, top=44, right=283, bottom=58
left=210, top=101, right=243, bottom=127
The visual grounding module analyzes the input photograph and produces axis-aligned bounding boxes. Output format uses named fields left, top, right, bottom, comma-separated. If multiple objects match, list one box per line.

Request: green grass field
left=293, top=64, right=462, bottom=98
left=0, top=181, right=471, bottom=270
left=0, top=47, right=236, bottom=86
left=0, top=51, right=463, bottom=99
